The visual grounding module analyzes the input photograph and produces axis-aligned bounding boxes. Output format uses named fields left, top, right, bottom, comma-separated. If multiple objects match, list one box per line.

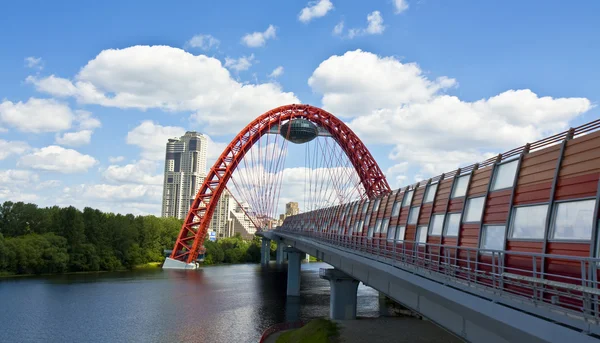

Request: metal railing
left=277, top=229, right=600, bottom=327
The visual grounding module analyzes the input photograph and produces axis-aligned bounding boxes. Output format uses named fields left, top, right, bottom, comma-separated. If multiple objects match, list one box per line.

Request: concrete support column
left=261, top=238, right=271, bottom=265
left=319, top=268, right=360, bottom=320
left=285, top=247, right=302, bottom=296
left=276, top=240, right=286, bottom=265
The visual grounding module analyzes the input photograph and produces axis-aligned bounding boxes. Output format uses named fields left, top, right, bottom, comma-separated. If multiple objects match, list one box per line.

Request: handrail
left=275, top=229, right=600, bottom=325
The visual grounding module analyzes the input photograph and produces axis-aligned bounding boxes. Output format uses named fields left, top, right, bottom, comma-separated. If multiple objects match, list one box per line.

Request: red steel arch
left=170, top=104, right=391, bottom=263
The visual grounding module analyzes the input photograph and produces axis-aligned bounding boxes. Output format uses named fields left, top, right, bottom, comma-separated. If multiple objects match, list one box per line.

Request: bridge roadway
left=258, top=230, right=600, bottom=343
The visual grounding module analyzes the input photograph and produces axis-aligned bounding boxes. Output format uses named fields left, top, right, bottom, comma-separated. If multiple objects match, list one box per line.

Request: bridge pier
left=320, top=268, right=359, bottom=320
left=260, top=238, right=271, bottom=265
left=276, top=239, right=286, bottom=265
left=285, top=247, right=302, bottom=296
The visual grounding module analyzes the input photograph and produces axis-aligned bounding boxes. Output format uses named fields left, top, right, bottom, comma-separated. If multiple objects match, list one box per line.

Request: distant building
left=161, top=131, right=207, bottom=219
left=286, top=202, right=299, bottom=216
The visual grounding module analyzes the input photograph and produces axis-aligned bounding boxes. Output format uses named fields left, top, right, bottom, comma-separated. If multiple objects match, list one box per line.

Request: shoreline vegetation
left=0, top=201, right=273, bottom=279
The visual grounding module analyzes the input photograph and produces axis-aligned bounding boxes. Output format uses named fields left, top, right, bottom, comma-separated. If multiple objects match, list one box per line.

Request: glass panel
left=367, top=225, right=374, bottom=238
left=416, top=226, right=428, bottom=244
left=392, top=201, right=401, bottom=216
left=357, top=220, right=364, bottom=233
left=510, top=205, right=548, bottom=239
left=396, top=226, right=406, bottom=241
left=464, top=197, right=485, bottom=222
left=424, top=183, right=438, bottom=203
left=444, top=213, right=461, bottom=236
left=362, top=201, right=369, bottom=213
left=407, top=206, right=420, bottom=225
left=481, top=225, right=506, bottom=251
left=364, top=216, right=371, bottom=229
left=353, top=202, right=359, bottom=215
left=429, top=214, right=445, bottom=235
left=374, top=219, right=382, bottom=233
left=451, top=175, right=470, bottom=198
left=491, top=160, right=519, bottom=191
left=402, top=190, right=414, bottom=207
left=381, top=218, right=390, bottom=234
left=373, top=198, right=381, bottom=212
left=552, top=199, right=596, bottom=240
left=387, top=225, right=397, bottom=242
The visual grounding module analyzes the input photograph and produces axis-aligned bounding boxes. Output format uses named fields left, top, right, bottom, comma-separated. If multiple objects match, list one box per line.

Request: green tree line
left=203, top=234, right=275, bottom=265
left=0, top=201, right=271, bottom=276
left=0, top=201, right=182, bottom=275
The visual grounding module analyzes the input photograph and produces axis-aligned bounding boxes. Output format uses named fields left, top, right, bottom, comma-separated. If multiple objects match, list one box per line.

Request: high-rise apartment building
left=161, top=131, right=257, bottom=239
left=161, top=131, right=208, bottom=219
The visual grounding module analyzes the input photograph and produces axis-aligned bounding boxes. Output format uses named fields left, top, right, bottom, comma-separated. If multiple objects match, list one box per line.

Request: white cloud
left=0, top=169, right=39, bottom=184
left=18, top=145, right=98, bottom=173
left=333, top=21, right=344, bottom=36
left=27, top=45, right=299, bottom=134
left=109, top=156, right=125, bottom=163
left=0, top=97, right=73, bottom=133
left=24, top=56, right=43, bottom=70
left=126, top=120, right=185, bottom=161
left=76, top=110, right=101, bottom=130
left=0, top=139, right=30, bottom=160
left=241, top=25, right=277, bottom=47
left=224, top=54, right=255, bottom=72
left=55, top=130, right=93, bottom=147
left=309, top=50, right=455, bottom=117
left=348, top=11, right=385, bottom=38
left=308, top=49, right=593, bottom=179
left=185, top=34, right=220, bottom=51
left=299, top=0, right=334, bottom=23
left=205, top=134, right=228, bottom=166
left=62, top=184, right=162, bottom=203
left=103, top=160, right=163, bottom=185
left=0, top=188, right=39, bottom=202
left=268, top=66, right=284, bottom=78
left=393, top=0, right=409, bottom=14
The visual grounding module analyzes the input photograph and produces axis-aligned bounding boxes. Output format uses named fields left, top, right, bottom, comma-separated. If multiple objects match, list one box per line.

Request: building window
left=362, top=201, right=369, bottom=214
left=451, top=175, right=470, bottom=198
left=429, top=214, right=445, bottom=236
left=357, top=220, right=364, bottom=233
left=416, top=226, right=428, bottom=244
left=463, top=197, right=485, bottom=223
left=367, top=224, right=374, bottom=238
left=551, top=199, right=596, bottom=240
left=353, top=202, right=359, bottom=215
left=392, top=201, right=401, bottom=217
left=396, top=225, right=406, bottom=241
left=424, top=183, right=438, bottom=203
left=444, top=213, right=461, bottom=236
left=373, top=198, right=381, bottom=212
left=374, top=219, right=382, bottom=234
left=167, top=177, right=174, bottom=183
left=387, top=225, right=397, bottom=242
left=480, top=225, right=506, bottom=252
left=510, top=204, right=548, bottom=239
left=402, top=190, right=414, bottom=207
left=381, top=218, right=390, bottom=234
left=491, top=160, right=519, bottom=191
left=364, top=216, right=371, bottom=230
left=407, top=206, right=420, bottom=225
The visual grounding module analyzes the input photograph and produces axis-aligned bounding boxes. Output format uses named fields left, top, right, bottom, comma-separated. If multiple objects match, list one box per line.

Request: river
left=0, top=262, right=381, bottom=343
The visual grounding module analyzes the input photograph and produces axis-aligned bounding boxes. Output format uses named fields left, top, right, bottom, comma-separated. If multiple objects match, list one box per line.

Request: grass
left=276, top=318, right=339, bottom=343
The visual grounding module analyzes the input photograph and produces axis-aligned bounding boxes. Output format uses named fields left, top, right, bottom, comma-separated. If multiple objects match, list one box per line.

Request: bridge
left=163, top=104, right=600, bottom=343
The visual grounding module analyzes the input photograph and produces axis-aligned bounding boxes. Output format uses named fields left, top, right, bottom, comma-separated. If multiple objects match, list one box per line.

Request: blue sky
left=0, top=0, right=599, bottom=215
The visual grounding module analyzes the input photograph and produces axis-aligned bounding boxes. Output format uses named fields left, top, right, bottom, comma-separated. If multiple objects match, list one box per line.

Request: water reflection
left=0, top=262, right=378, bottom=343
